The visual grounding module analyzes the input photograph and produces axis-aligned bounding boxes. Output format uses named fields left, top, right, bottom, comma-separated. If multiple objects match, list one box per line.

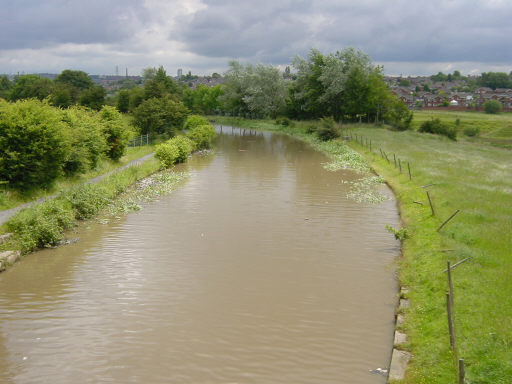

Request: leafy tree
left=398, top=78, right=410, bottom=86
left=116, top=89, right=130, bottom=113
left=9, top=75, right=54, bottom=101
left=221, top=61, right=287, bottom=118
left=79, top=85, right=106, bottom=110
left=55, top=70, right=94, bottom=90
left=431, top=72, right=448, bottom=82
left=143, top=66, right=179, bottom=99
left=187, top=124, right=217, bottom=149
left=422, top=83, right=431, bottom=92
left=288, top=49, right=327, bottom=119
left=0, top=99, right=70, bottom=189
left=0, top=75, right=12, bottom=99
left=479, top=72, right=512, bottom=89
left=483, top=99, right=502, bottom=114
left=51, top=84, right=73, bottom=108
left=182, top=84, right=223, bottom=114
left=132, top=96, right=189, bottom=135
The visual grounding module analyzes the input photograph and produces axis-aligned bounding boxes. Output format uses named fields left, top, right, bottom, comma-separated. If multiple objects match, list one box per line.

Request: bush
left=61, top=107, right=107, bottom=175
left=316, top=117, right=340, bottom=141
left=99, top=106, right=131, bottom=161
left=155, top=141, right=180, bottom=168
left=132, top=96, right=189, bottom=135
left=187, top=124, right=217, bottom=149
left=7, top=199, right=75, bottom=252
left=275, top=116, right=293, bottom=126
left=0, top=99, right=70, bottom=189
left=419, top=118, right=457, bottom=140
left=464, top=127, right=480, bottom=137
left=170, top=136, right=195, bottom=163
left=183, top=115, right=209, bottom=130
left=483, top=100, right=502, bottom=114
left=65, top=184, right=111, bottom=220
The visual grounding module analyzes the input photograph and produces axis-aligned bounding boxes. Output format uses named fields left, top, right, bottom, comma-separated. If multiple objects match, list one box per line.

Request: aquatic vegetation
left=346, top=176, right=389, bottom=204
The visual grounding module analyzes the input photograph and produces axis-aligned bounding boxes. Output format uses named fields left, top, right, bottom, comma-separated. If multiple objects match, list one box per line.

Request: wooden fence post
left=438, top=210, right=461, bottom=231
left=426, top=191, right=435, bottom=216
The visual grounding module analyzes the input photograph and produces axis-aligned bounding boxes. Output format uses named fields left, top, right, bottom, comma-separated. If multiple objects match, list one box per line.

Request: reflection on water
left=0, top=128, right=399, bottom=383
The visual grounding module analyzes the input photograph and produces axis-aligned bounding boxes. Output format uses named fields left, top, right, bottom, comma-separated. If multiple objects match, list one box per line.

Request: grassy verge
left=212, top=116, right=512, bottom=383
left=1, top=156, right=187, bottom=255
left=413, top=109, right=512, bottom=149
left=0, top=145, right=156, bottom=211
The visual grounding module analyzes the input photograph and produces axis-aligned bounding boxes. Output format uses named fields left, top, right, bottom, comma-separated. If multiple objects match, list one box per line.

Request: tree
left=182, top=84, right=223, bottom=114
left=398, top=78, right=410, bottom=86
left=79, top=85, right=106, bottom=110
left=9, top=75, right=54, bottom=101
left=132, top=96, right=189, bottom=135
left=116, top=89, right=130, bottom=113
left=479, top=72, right=512, bottom=90
left=0, top=75, right=11, bottom=99
left=483, top=99, right=502, bottom=114
left=221, top=61, right=287, bottom=118
left=143, top=66, right=179, bottom=99
left=55, top=70, right=94, bottom=90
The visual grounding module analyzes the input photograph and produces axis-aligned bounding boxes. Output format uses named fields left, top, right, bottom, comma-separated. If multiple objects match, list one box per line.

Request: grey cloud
left=173, top=0, right=512, bottom=65
left=0, top=0, right=150, bottom=50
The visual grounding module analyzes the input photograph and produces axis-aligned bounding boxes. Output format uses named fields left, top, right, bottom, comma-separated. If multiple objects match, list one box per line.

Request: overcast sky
left=1, top=0, right=511, bottom=76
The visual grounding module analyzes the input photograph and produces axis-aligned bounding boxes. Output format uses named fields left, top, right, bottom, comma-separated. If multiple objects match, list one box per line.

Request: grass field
left=212, top=116, right=512, bottom=384
left=0, top=145, right=155, bottom=211
left=413, top=109, right=512, bottom=149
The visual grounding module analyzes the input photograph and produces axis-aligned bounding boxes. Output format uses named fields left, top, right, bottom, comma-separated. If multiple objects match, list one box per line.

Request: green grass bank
left=211, top=116, right=512, bottom=384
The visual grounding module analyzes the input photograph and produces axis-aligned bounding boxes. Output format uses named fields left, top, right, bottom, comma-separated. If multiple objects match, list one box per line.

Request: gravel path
left=0, top=153, right=154, bottom=225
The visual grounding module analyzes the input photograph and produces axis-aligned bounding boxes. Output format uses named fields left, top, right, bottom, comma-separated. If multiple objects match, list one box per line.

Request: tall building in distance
left=177, top=68, right=183, bottom=78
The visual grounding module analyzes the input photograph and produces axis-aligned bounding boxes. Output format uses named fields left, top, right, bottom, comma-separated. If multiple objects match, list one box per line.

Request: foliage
left=60, top=107, right=107, bottom=174
left=183, top=114, right=210, bottom=130
left=316, top=116, right=340, bottom=141
left=275, top=116, right=293, bottom=126
left=0, top=75, right=11, bottom=99
left=187, top=124, right=217, bottom=149
left=55, top=70, right=94, bottom=90
left=289, top=48, right=399, bottom=123
left=483, top=99, right=502, bottom=114
left=419, top=118, right=457, bottom=140
left=116, top=89, right=130, bottom=112
left=171, top=136, right=195, bottom=162
left=0, top=99, right=70, bottom=189
left=479, top=72, right=512, bottom=90
left=132, top=96, right=189, bottom=135
left=182, top=84, right=223, bottom=114
left=155, top=141, right=180, bottom=168
left=221, top=61, right=287, bottom=118
left=143, top=66, right=179, bottom=99
left=99, top=106, right=131, bottom=160
left=79, top=85, right=106, bottom=110
left=386, top=97, right=414, bottom=130
left=385, top=225, right=410, bottom=241
left=7, top=199, right=75, bottom=252
left=398, top=78, right=410, bottom=86
left=463, top=127, right=480, bottom=137
left=8, top=75, right=54, bottom=101
left=65, top=184, right=111, bottom=219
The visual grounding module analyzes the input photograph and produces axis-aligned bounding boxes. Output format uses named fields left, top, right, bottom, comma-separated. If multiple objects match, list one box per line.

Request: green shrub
left=65, top=184, right=111, bottom=219
left=0, top=99, right=70, bottom=189
left=183, top=115, right=210, bottom=130
left=275, top=116, right=294, bottom=126
left=464, top=127, right=480, bottom=137
left=155, top=141, right=180, bottom=168
left=316, top=117, right=340, bottom=141
left=187, top=124, right=217, bottom=149
left=418, top=118, right=457, bottom=140
left=61, top=107, right=107, bottom=175
left=483, top=100, right=502, bottom=114
left=305, top=124, right=317, bottom=134
left=170, top=136, right=195, bottom=163
left=7, top=199, right=75, bottom=252
left=99, top=106, right=131, bottom=161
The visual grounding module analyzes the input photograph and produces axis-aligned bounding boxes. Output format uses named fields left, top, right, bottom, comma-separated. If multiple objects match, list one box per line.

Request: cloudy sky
left=1, top=0, right=511, bottom=76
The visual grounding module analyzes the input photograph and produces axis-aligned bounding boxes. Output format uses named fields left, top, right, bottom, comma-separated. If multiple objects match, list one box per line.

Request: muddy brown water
left=0, top=128, right=399, bottom=383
